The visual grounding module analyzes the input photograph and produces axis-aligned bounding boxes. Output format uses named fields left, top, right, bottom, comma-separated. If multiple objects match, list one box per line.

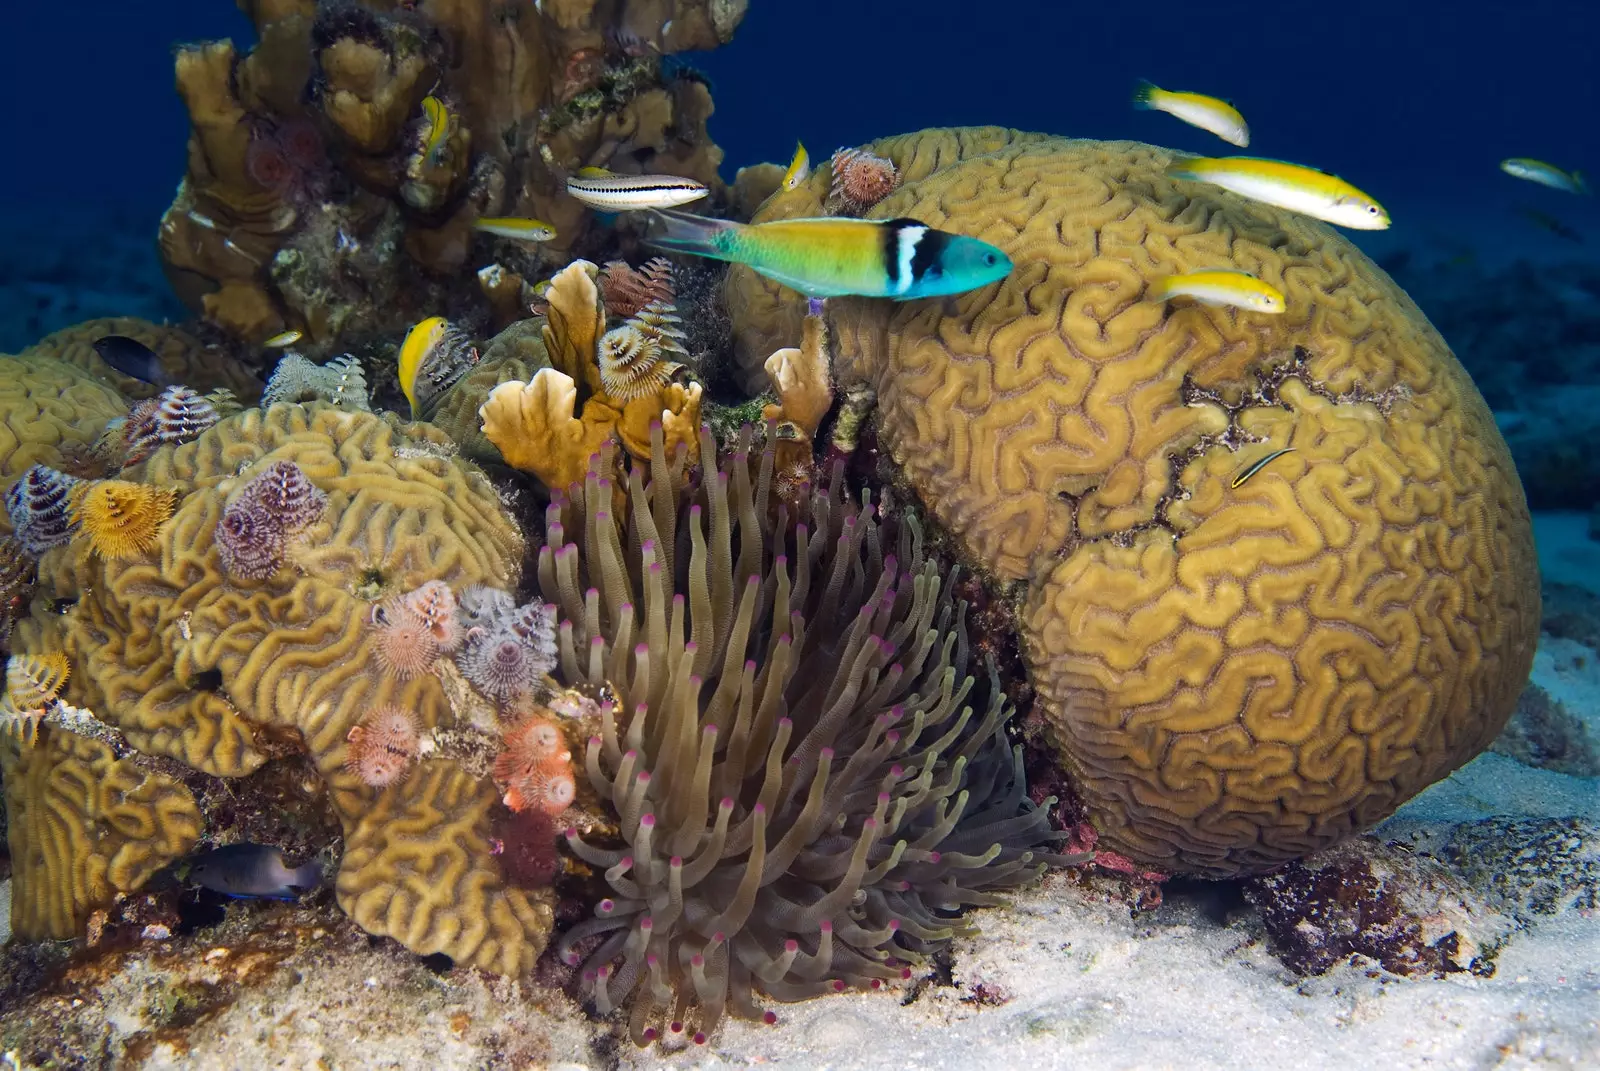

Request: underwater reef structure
left=11, top=316, right=262, bottom=402
left=9, top=403, right=551, bottom=972
left=729, top=127, right=1541, bottom=878
left=158, top=0, right=743, bottom=348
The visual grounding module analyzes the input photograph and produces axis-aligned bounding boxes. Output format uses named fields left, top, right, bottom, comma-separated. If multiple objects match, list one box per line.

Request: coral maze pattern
left=15, top=405, right=549, bottom=971
left=763, top=130, right=1539, bottom=876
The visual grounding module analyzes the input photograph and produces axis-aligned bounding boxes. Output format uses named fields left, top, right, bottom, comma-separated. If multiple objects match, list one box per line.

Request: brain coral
left=14, top=404, right=551, bottom=970
left=0, top=354, right=127, bottom=492
left=16, top=316, right=262, bottom=402
left=729, top=129, right=1540, bottom=876
left=2, top=724, right=203, bottom=939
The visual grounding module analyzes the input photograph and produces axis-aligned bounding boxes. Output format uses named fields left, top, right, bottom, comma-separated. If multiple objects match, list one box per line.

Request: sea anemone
left=601, top=258, right=675, bottom=320
left=494, top=715, right=576, bottom=815
left=124, top=385, right=220, bottom=462
left=345, top=705, right=422, bottom=788
left=215, top=498, right=288, bottom=581
left=4, top=465, right=83, bottom=556
left=546, top=425, right=1082, bottom=1045
left=827, top=148, right=900, bottom=214
left=71, top=480, right=175, bottom=560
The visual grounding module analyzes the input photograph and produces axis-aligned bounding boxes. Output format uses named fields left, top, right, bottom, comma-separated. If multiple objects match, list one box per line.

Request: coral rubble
left=730, top=128, right=1541, bottom=877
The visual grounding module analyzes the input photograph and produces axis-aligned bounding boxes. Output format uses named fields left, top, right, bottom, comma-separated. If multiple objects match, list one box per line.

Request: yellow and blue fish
left=782, top=143, right=811, bottom=190
left=1132, top=80, right=1249, bottom=147
left=642, top=209, right=1012, bottom=300
left=566, top=169, right=709, bottom=211
left=1148, top=269, right=1285, bottom=313
left=474, top=217, right=558, bottom=242
left=1500, top=158, right=1588, bottom=195
left=1166, top=156, right=1390, bottom=230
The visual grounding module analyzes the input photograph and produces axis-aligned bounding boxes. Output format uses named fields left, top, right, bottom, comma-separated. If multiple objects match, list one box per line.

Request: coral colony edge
left=4, top=0, right=1594, bottom=1067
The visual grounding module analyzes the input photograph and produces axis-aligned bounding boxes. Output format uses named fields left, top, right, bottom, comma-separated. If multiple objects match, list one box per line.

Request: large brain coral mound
left=0, top=354, right=127, bottom=494
left=17, top=317, right=261, bottom=402
left=545, top=428, right=1076, bottom=1044
left=728, top=129, right=1541, bottom=878
left=159, top=0, right=742, bottom=349
left=2, top=724, right=203, bottom=939
left=13, top=404, right=551, bottom=972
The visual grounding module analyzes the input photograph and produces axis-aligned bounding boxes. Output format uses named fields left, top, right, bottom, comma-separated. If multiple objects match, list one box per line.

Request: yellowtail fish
left=264, top=330, right=303, bottom=349
left=1500, top=158, right=1588, bottom=195
left=421, top=96, right=452, bottom=164
left=1166, top=156, right=1390, bottom=230
left=1231, top=448, right=1296, bottom=489
left=474, top=217, right=558, bottom=242
left=1148, top=269, right=1285, bottom=313
left=1132, top=80, right=1249, bottom=147
left=782, top=142, right=811, bottom=190
left=566, top=171, right=709, bottom=211
left=642, top=209, right=1012, bottom=300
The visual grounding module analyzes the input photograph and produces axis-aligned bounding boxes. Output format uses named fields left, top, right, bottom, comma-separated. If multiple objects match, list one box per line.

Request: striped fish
left=1231, top=448, right=1296, bottom=489
left=566, top=170, right=709, bottom=211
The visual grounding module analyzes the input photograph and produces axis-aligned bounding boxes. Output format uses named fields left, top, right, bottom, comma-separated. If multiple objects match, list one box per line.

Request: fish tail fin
left=641, top=209, right=742, bottom=262
left=1132, top=79, right=1160, bottom=109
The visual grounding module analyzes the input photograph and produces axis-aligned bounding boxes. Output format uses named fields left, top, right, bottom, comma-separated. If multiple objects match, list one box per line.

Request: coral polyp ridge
left=540, top=424, right=1082, bottom=1045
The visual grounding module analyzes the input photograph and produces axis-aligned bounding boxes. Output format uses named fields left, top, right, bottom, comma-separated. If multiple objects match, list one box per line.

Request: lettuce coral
left=732, top=128, right=1540, bottom=877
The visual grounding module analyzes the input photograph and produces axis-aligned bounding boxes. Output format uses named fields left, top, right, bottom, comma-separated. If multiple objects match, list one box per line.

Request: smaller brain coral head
left=345, top=705, right=422, bottom=788
left=369, top=596, right=443, bottom=679
left=71, top=480, right=175, bottom=560
left=215, top=498, right=287, bottom=581
left=125, top=386, right=219, bottom=462
left=394, top=580, right=461, bottom=651
left=240, top=460, right=328, bottom=533
left=828, top=148, right=900, bottom=214
left=5, top=465, right=83, bottom=556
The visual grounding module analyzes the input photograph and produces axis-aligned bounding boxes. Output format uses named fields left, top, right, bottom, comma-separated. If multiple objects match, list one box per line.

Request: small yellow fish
left=1500, top=158, right=1588, bottom=195
left=782, top=143, right=811, bottom=190
left=1166, top=156, right=1390, bottom=230
left=397, top=316, right=448, bottom=417
left=1147, top=269, right=1285, bottom=313
left=474, top=217, right=558, bottom=242
left=566, top=171, right=709, bottom=211
left=1133, top=80, right=1249, bottom=147
left=421, top=96, right=453, bottom=164
left=263, top=330, right=302, bottom=349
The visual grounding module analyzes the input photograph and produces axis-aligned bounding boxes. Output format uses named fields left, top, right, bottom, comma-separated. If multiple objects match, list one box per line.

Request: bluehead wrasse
left=474, top=216, right=558, bottom=241
left=92, top=336, right=172, bottom=388
left=186, top=843, right=321, bottom=900
left=1148, top=269, right=1285, bottom=313
left=1132, top=80, right=1249, bottom=147
left=421, top=95, right=452, bottom=164
left=264, top=330, right=303, bottom=349
left=566, top=172, right=709, bottom=211
left=641, top=209, right=1012, bottom=300
left=1500, top=158, right=1588, bottom=195
left=1231, top=448, right=1296, bottom=489
left=1166, top=157, right=1390, bottom=230
left=783, top=143, right=811, bottom=190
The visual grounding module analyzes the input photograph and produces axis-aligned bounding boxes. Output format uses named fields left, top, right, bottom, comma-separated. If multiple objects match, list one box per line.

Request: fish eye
left=1367, top=205, right=1379, bottom=214
left=983, top=252, right=998, bottom=265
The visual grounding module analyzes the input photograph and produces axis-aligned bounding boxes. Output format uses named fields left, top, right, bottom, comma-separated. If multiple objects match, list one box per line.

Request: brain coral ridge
left=732, top=128, right=1540, bottom=877
left=13, top=403, right=552, bottom=971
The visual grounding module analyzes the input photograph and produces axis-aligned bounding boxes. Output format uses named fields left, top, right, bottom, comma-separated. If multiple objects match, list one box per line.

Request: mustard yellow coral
left=0, top=354, right=127, bottom=494
left=18, top=316, right=261, bottom=402
left=71, top=480, right=176, bottom=560
left=2, top=725, right=203, bottom=939
left=733, top=129, right=1540, bottom=877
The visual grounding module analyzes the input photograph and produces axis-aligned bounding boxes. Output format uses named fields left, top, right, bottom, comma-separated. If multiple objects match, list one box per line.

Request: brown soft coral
left=13, top=405, right=551, bottom=971
left=732, top=129, right=1540, bottom=877
left=2, top=724, right=203, bottom=939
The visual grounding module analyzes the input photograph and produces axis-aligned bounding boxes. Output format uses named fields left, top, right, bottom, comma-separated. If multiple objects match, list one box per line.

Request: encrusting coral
left=542, top=426, right=1080, bottom=1045
left=1, top=724, right=203, bottom=940
left=158, top=0, right=743, bottom=349
left=729, top=128, right=1541, bottom=877
left=11, top=404, right=549, bottom=972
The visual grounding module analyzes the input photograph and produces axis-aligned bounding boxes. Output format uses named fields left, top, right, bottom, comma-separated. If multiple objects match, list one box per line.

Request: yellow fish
left=263, top=330, right=302, bottom=349
left=1133, top=80, right=1249, bottom=147
left=474, top=217, right=558, bottom=242
left=782, top=142, right=811, bottom=190
left=1147, top=269, right=1285, bottom=313
left=1166, top=156, right=1390, bottom=230
left=421, top=96, right=453, bottom=164
left=397, top=316, right=448, bottom=417
left=1500, top=158, right=1588, bottom=195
